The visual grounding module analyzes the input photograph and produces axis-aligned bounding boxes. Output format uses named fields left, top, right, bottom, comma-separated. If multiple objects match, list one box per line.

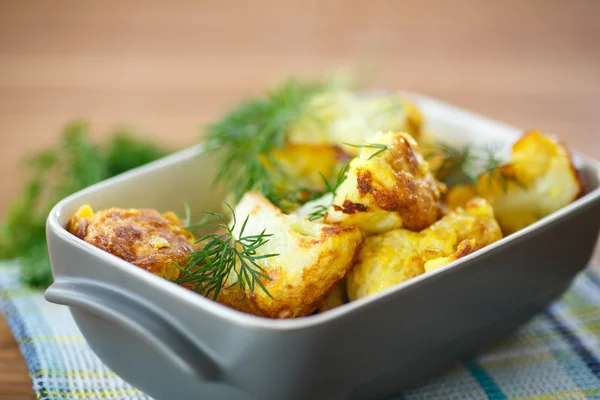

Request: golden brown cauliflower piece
left=445, top=184, right=479, bottom=211
left=217, top=192, right=364, bottom=318
left=347, top=197, right=502, bottom=300
left=423, top=239, right=478, bottom=272
left=324, top=131, right=444, bottom=234
left=66, top=205, right=195, bottom=280
left=477, top=130, right=584, bottom=234
left=287, top=91, right=423, bottom=149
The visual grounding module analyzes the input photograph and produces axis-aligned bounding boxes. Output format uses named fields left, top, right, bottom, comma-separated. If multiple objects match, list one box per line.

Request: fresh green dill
left=320, top=162, right=350, bottom=196
left=307, top=162, right=350, bottom=221
left=205, top=78, right=336, bottom=212
left=182, top=201, right=192, bottom=227
left=0, top=122, right=171, bottom=288
left=343, top=143, right=389, bottom=160
left=307, top=205, right=329, bottom=222
left=174, top=204, right=276, bottom=300
left=424, top=142, right=526, bottom=191
left=479, top=146, right=527, bottom=192
left=425, top=142, right=477, bottom=186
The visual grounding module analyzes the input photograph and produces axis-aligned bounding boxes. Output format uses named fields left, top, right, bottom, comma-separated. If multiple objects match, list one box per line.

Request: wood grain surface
left=1, top=1, right=599, bottom=398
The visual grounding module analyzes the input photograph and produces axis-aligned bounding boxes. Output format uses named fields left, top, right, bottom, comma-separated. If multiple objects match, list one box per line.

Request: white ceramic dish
left=45, top=92, right=600, bottom=400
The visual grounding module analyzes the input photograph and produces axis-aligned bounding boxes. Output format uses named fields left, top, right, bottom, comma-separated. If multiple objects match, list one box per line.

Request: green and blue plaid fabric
left=2, top=261, right=600, bottom=400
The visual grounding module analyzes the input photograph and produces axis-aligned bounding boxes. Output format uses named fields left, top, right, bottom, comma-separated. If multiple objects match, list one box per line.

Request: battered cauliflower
left=477, top=130, right=584, bottom=234
left=445, top=184, right=479, bottom=211
left=325, top=131, right=444, bottom=234
left=347, top=197, right=502, bottom=300
left=217, top=192, right=364, bottom=318
left=287, top=91, right=423, bottom=150
left=66, top=205, right=195, bottom=280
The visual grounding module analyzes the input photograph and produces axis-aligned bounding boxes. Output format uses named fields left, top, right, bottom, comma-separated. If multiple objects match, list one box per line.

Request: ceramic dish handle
left=45, top=279, right=222, bottom=381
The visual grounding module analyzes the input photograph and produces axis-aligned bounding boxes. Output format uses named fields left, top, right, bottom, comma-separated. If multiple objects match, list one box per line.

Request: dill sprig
left=308, top=205, right=329, bottom=222
left=307, top=162, right=350, bottom=221
left=205, top=78, right=335, bottom=212
left=425, top=142, right=477, bottom=186
left=0, top=122, right=171, bottom=288
left=174, top=204, right=277, bottom=300
left=424, top=142, right=525, bottom=191
left=343, top=143, right=389, bottom=160
left=321, top=162, right=350, bottom=197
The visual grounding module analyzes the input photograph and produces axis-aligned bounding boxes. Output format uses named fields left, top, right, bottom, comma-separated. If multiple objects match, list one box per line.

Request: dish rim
left=46, top=91, right=600, bottom=330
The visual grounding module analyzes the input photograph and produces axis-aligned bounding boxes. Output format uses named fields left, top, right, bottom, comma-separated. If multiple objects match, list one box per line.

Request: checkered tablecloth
left=2, top=261, right=600, bottom=400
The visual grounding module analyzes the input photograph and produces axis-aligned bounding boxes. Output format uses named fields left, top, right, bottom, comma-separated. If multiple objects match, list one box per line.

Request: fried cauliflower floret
left=287, top=91, right=423, bottom=150
left=445, top=184, right=479, bottom=210
left=423, top=239, right=478, bottom=272
left=324, top=131, right=444, bottom=234
left=347, top=198, right=502, bottom=300
left=477, top=130, right=584, bottom=234
left=66, top=205, right=195, bottom=280
left=217, top=192, right=364, bottom=318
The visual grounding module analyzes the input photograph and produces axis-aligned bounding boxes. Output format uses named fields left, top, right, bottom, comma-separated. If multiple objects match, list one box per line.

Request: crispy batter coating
left=445, top=184, right=479, bottom=210
left=217, top=192, right=364, bottom=318
left=287, top=91, right=424, bottom=149
left=325, top=131, right=444, bottom=234
left=423, top=239, right=478, bottom=272
left=347, top=197, right=502, bottom=300
left=66, top=205, right=195, bottom=280
left=477, top=130, right=584, bottom=234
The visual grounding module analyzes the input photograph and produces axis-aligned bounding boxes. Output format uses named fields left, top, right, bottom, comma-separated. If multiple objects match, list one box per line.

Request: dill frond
left=343, top=143, right=389, bottom=160
left=425, top=142, right=477, bottom=186
left=204, top=78, right=338, bottom=212
left=424, top=141, right=526, bottom=192
left=307, top=205, right=329, bottom=221
left=0, top=122, right=171, bottom=288
left=307, top=162, right=350, bottom=221
left=175, top=204, right=277, bottom=300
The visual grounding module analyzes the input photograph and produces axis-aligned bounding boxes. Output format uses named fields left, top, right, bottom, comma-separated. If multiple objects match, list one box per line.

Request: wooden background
left=1, top=1, right=599, bottom=398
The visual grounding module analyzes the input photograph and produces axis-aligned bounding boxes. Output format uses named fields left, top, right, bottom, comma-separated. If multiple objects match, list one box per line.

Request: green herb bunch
left=0, top=122, right=171, bottom=288
left=205, top=78, right=340, bottom=213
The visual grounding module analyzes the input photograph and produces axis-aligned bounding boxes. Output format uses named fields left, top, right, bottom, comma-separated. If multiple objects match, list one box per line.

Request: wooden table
left=1, top=1, right=599, bottom=398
